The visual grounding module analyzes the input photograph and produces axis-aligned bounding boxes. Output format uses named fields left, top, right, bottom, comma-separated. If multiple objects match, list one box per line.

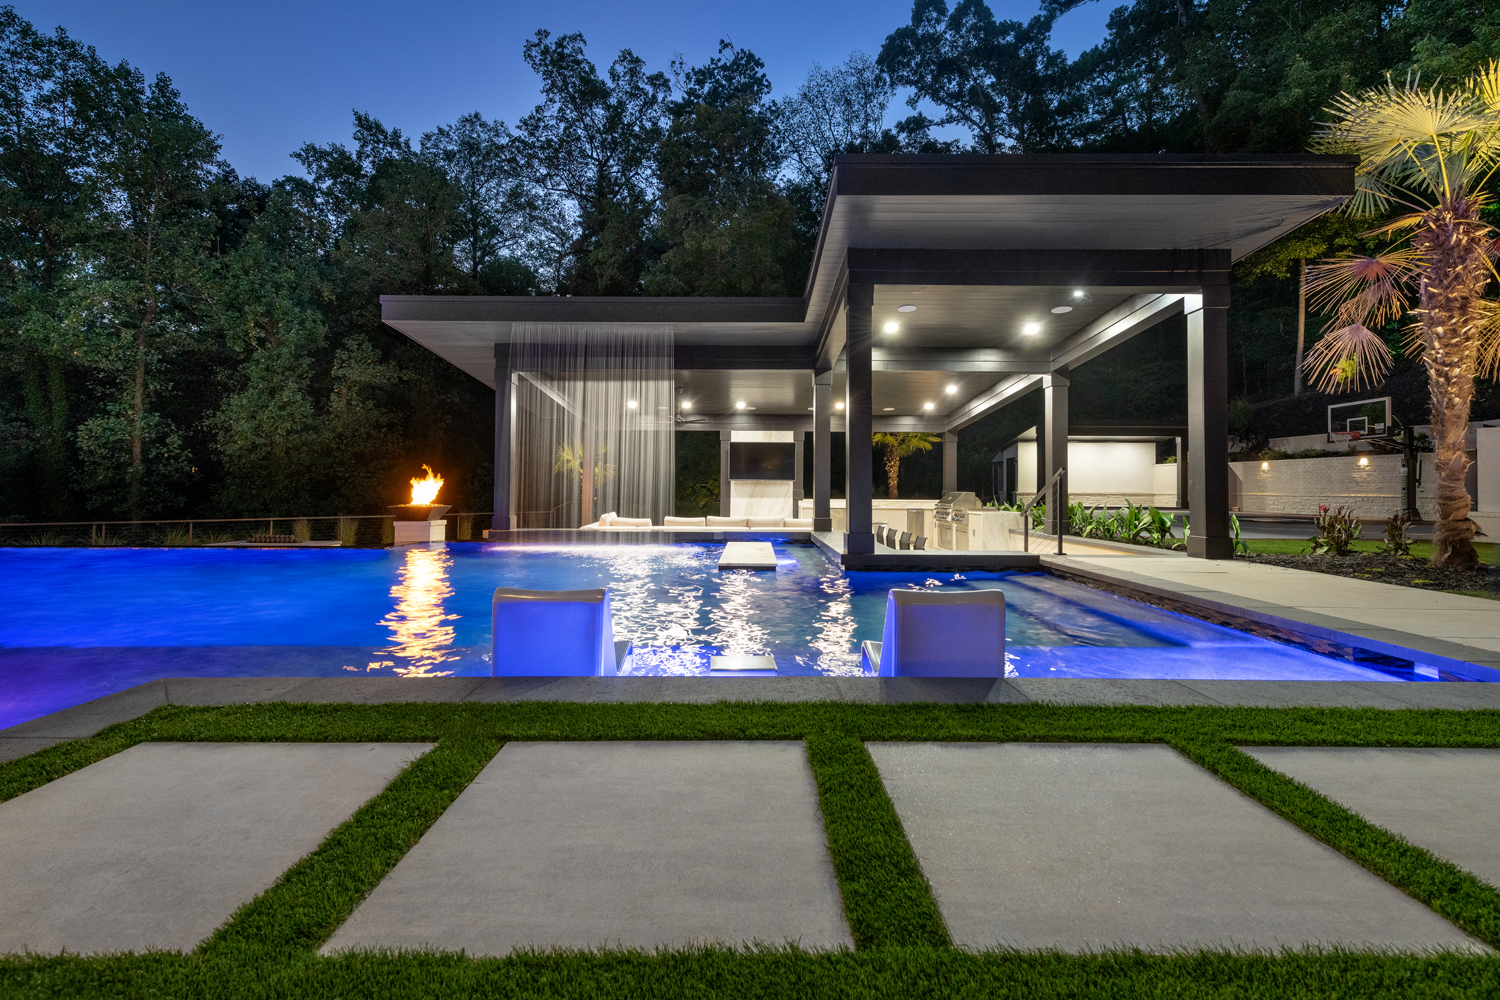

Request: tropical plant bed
left=1239, top=551, right=1500, bottom=598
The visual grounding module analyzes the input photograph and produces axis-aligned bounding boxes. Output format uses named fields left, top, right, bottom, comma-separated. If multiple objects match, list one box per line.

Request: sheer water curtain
left=512, top=324, right=675, bottom=528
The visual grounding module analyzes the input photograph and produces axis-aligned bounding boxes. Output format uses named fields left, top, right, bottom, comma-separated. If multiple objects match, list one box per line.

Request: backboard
left=1327, top=397, right=1391, bottom=443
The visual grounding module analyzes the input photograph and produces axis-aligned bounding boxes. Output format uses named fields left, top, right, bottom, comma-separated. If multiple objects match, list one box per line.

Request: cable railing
left=1021, top=467, right=1066, bottom=555
left=0, top=513, right=496, bottom=547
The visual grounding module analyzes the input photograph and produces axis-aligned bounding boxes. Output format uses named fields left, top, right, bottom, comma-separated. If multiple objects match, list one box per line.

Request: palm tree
left=1304, top=62, right=1500, bottom=570
left=872, top=432, right=941, bottom=500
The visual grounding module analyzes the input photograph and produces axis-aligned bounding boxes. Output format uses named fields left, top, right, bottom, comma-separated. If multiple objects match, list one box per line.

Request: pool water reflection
left=0, top=540, right=1447, bottom=729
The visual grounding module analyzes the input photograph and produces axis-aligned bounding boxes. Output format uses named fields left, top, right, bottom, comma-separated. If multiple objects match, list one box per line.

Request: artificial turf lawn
left=1243, top=538, right=1500, bottom=564
left=3, top=699, right=1500, bottom=998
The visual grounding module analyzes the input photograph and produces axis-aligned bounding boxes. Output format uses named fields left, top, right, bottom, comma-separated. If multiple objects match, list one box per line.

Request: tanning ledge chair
left=860, top=588, right=1005, bottom=677
left=491, top=587, right=627, bottom=676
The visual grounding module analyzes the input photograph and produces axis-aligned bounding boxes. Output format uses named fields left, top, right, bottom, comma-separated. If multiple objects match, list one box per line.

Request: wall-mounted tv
left=729, top=441, right=796, bottom=480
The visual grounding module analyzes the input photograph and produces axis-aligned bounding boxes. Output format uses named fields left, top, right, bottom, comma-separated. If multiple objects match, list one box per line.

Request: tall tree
left=645, top=41, right=806, bottom=296
left=513, top=31, right=669, bottom=295
left=878, top=0, right=1085, bottom=152
left=873, top=431, right=941, bottom=499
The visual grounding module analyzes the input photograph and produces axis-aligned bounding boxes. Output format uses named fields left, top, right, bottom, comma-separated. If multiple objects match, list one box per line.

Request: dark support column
left=942, top=432, right=958, bottom=493
left=1043, top=370, right=1069, bottom=537
left=719, top=431, right=732, bottom=517
left=813, top=372, right=832, bottom=531
left=793, top=435, right=804, bottom=518
left=1187, top=286, right=1232, bottom=558
left=844, top=280, right=875, bottom=554
left=493, top=343, right=516, bottom=530
left=1175, top=436, right=1187, bottom=509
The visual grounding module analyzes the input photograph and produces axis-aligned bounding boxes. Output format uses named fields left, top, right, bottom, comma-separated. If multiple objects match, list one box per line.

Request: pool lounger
left=861, top=588, right=1006, bottom=678
left=491, top=587, right=630, bottom=676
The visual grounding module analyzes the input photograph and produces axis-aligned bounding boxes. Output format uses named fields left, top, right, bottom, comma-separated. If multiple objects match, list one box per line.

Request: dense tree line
left=3, top=1, right=1495, bottom=523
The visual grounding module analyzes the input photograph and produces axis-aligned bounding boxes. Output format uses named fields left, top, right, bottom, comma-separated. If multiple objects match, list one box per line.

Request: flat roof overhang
left=380, top=154, right=1356, bottom=427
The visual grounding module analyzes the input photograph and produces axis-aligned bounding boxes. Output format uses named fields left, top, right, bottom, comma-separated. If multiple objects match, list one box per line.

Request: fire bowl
left=387, top=504, right=451, bottom=522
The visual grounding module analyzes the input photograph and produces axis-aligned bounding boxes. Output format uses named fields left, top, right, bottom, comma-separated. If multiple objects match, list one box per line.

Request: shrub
left=1382, top=511, right=1413, bottom=556
left=1309, top=505, right=1363, bottom=555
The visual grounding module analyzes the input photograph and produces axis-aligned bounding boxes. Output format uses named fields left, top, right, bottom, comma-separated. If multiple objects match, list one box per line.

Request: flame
left=410, top=464, right=443, bottom=505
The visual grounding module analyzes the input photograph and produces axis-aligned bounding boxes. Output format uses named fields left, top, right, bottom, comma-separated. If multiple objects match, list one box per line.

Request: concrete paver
left=867, top=742, right=1484, bottom=952
left=324, top=741, right=851, bottom=954
left=0, top=741, right=431, bottom=955
left=1243, top=747, right=1500, bottom=888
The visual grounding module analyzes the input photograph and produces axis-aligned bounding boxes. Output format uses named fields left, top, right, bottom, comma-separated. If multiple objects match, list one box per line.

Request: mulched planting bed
left=1241, top=551, right=1500, bottom=596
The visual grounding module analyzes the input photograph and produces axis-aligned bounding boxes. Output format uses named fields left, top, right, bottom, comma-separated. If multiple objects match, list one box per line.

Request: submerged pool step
left=718, top=542, right=777, bottom=570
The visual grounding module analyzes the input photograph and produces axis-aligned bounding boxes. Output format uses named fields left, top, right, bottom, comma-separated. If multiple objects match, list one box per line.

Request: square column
left=813, top=372, right=832, bottom=531
left=793, top=436, right=805, bottom=514
left=1187, top=286, right=1232, bottom=558
left=719, top=431, right=732, bottom=517
left=1043, top=370, right=1069, bottom=537
left=942, top=433, right=958, bottom=493
left=493, top=343, right=517, bottom=530
left=844, top=281, right=875, bottom=555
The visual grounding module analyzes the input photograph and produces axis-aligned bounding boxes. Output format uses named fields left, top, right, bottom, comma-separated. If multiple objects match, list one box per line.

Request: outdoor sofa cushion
left=706, top=516, right=749, bottom=527
left=608, top=516, right=654, bottom=527
left=663, top=516, right=707, bottom=527
left=747, top=517, right=786, bottom=528
left=784, top=518, right=814, bottom=529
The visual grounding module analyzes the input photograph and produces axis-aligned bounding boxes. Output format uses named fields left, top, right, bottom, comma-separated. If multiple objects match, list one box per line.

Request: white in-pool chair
left=860, top=588, right=1005, bottom=677
left=491, top=587, right=627, bottom=676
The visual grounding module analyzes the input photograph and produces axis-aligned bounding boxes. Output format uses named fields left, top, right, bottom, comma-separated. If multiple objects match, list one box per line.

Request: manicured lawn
left=4, top=700, right=1500, bottom=998
left=1243, top=538, right=1500, bottom=565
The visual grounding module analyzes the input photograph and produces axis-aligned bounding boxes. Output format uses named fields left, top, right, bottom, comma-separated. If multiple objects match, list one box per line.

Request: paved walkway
left=7, top=675, right=1500, bottom=765
left=1047, top=552, right=1500, bottom=680
left=4, top=739, right=1497, bottom=956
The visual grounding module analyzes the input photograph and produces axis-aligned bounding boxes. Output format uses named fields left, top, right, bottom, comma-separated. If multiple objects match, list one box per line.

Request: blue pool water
left=0, top=541, right=1446, bottom=729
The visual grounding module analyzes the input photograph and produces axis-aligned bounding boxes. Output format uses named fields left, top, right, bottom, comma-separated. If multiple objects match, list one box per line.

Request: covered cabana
left=382, top=153, right=1355, bottom=559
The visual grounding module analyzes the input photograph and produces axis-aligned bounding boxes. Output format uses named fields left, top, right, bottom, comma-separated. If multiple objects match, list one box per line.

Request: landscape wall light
left=1358, top=456, right=1369, bottom=466
left=1261, top=461, right=1269, bottom=470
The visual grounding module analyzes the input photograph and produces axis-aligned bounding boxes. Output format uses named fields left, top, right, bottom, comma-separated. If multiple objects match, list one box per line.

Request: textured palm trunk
left=885, top=446, right=900, bottom=500
left=1415, top=198, right=1485, bottom=570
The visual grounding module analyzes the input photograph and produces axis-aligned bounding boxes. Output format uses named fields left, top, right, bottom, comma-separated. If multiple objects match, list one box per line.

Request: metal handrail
left=1021, top=467, right=1066, bottom=555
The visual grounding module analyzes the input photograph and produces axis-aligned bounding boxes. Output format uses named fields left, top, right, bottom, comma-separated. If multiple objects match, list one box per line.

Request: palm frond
left=1477, top=305, right=1500, bottom=380
left=1305, top=251, right=1419, bottom=327
left=1302, top=324, right=1394, bottom=394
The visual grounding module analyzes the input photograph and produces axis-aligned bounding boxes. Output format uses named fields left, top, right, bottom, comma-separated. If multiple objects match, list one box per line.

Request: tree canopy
left=3, top=1, right=1497, bottom=523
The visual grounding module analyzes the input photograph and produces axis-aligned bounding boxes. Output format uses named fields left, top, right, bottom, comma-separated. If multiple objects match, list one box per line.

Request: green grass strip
left=199, top=736, right=501, bottom=959
left=7, top=701, right=1500, bottom=999
left=1178, top=739, right=1500, bottom=949
left=805, top=734, right=949, bottom=949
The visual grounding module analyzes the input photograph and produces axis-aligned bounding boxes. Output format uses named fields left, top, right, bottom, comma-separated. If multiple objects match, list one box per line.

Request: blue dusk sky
left=13, top=0, right=1116, bottom=183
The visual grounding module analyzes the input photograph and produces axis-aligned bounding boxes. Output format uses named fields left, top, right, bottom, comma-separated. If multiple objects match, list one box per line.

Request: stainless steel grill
left=933, top=491, right=981, bottom=525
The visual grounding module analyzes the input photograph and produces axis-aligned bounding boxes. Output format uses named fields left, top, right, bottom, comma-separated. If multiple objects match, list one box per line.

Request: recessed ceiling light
left=945, top=384, right=958, bottom=394
left=1022, top=321, right=1043, bottom=336
left=735, top=400, right=746, bottom=409
left=626, top=400, right=638, bottom=409
left=897, top=304, right=916, bottom=313
left=681, top=401, right=692, bottom=410
left=882, top=320, right=900, bottom=333
left=1073, top=288, right=1088, bottom=299
left=835, top=401, right=845, bottom=410
left=883, top=407, right=895, bottom=411
left=1051, top=306, right=1073, bottom=314
left=923, top=401, right=935, bottom=411
left=807, top=407, right=814, bottom=411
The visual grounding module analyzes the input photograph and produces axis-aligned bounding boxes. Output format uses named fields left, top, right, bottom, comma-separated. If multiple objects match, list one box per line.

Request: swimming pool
left=0, top=541, right=1452, bottom=729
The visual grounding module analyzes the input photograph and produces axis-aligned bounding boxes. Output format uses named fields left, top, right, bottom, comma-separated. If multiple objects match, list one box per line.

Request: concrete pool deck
left=1044, top=551, right=1500, bottom=681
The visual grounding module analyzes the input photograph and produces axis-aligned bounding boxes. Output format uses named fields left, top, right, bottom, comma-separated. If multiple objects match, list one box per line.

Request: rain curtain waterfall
left=512, top=324, right=675, bottom=528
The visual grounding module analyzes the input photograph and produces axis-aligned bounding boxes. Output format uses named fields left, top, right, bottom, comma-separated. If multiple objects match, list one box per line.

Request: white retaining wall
left=1228, top=452, right=1463, bottom=519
